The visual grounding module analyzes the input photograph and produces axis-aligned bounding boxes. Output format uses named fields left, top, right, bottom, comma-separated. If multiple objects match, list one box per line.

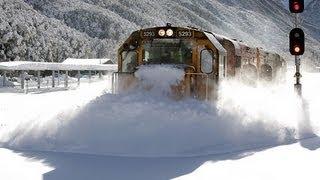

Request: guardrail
left=0, top=61, right=117, bottom=90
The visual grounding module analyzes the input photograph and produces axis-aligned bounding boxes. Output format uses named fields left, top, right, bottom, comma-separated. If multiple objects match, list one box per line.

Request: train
left=112, top=24, right=287, bottom=100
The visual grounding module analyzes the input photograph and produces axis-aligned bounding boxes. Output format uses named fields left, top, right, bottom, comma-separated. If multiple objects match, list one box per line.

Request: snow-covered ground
left=0, top=67, right=319, bottom=179
left=175, top=137, right=320, bottom=180
left=1, top=137, right=319, bottom=180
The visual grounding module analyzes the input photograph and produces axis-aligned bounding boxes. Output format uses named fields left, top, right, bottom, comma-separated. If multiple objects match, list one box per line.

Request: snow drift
left=1, top=66, right=318, bottom=157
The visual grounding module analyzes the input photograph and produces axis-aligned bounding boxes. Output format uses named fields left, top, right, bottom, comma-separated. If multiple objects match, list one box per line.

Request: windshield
left=143, top=39, right=192, bottom=65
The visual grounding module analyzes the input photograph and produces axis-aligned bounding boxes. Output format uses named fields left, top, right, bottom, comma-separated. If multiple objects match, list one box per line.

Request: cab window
left=201, top=49, right=214, bottom=74
left=143, top=39, right=192, bottom=64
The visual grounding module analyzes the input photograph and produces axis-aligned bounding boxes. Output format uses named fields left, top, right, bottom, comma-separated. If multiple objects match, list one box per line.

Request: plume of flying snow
left=1, top=69, right=319, bottom=157
left=134, top=65, right=185, bottom=95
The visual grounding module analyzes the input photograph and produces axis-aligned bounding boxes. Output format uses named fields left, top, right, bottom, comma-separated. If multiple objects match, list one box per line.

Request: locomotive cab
left=114, top=25, right=227, bottom=100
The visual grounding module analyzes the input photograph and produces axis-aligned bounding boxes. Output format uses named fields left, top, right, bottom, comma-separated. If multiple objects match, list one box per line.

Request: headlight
left=158, top=29, right=166, bottom=37
left=166, top=29, right=174, bottom=37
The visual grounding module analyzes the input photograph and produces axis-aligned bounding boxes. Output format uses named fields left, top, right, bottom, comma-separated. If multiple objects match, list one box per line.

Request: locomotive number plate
left=142, top=31, right=156, bottom=37
left=177, top=30, right=193, bottom=38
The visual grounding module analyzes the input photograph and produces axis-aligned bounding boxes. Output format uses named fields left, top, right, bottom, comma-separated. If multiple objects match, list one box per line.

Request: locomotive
left=112, top=24, right=286, bottom=100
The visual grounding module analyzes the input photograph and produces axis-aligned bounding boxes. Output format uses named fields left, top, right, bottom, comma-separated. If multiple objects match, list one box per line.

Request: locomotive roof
left=211, top=32, right=242, bottom=56
left=203, top=32, right=227, bottom=55
left=135, top=25, right=279, bottom=57
left=137, top=26, right=227, bottom=55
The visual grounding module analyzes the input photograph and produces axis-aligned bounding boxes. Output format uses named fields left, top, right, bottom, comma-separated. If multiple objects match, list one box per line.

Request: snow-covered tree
left=0, top=0, right=115, bottom=63
left=0, top=0, right=319, bottom=66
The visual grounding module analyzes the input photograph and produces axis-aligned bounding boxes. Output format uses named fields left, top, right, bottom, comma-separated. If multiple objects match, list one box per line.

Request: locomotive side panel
left=220, top=40, right=236, bottom=77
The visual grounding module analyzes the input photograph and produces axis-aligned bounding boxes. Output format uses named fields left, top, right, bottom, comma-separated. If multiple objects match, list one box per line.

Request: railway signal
left=290, top=28, right=305, bottom=55
left=289, top=0, right=304, bottom=13
left=289, top=0, right=304, bottom=96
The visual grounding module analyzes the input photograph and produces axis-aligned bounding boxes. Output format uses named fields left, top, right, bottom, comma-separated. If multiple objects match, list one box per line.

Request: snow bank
left=134, top=65, right=185, bottom=95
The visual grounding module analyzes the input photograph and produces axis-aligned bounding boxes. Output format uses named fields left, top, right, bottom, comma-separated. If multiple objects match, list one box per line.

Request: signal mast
left=289, top=0, right=305, bottom=96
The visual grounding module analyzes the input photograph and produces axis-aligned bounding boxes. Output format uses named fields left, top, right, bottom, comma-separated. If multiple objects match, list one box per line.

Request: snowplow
left=112, top=24, right=286, bottom=100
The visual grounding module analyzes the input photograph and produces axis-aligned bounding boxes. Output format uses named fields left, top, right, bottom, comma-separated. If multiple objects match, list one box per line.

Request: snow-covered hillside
left=304, top=0, right=320, bottom=39
left=1, top=0, right=320, bottom=67
left=0, top=0, right=114, bottom=62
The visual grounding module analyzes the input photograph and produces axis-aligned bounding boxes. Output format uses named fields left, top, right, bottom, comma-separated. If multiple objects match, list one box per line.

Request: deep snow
left=0, top=67, right=320, bottom=180
left=1, top=137, right=319, bottom=180
left=0, top=66, right=319, bottom=157
left=174, top=137, right=320, bottom=180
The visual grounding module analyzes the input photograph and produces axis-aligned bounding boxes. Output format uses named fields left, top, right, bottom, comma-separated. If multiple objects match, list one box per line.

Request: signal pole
left=289, top=0, right=304, bottom=96
left=294, top=13, right=302, bottom=96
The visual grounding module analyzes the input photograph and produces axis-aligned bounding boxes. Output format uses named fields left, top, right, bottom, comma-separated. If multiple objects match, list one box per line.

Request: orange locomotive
left=113, top=24, right=286, bottom=100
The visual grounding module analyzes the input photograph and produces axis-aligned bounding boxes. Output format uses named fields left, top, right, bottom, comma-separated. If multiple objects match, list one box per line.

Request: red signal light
left=294, top=46, right=301, bottom=53
left=289, top=0, right=304, bottom=13
left=293, top=2, right=300, bottom=11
